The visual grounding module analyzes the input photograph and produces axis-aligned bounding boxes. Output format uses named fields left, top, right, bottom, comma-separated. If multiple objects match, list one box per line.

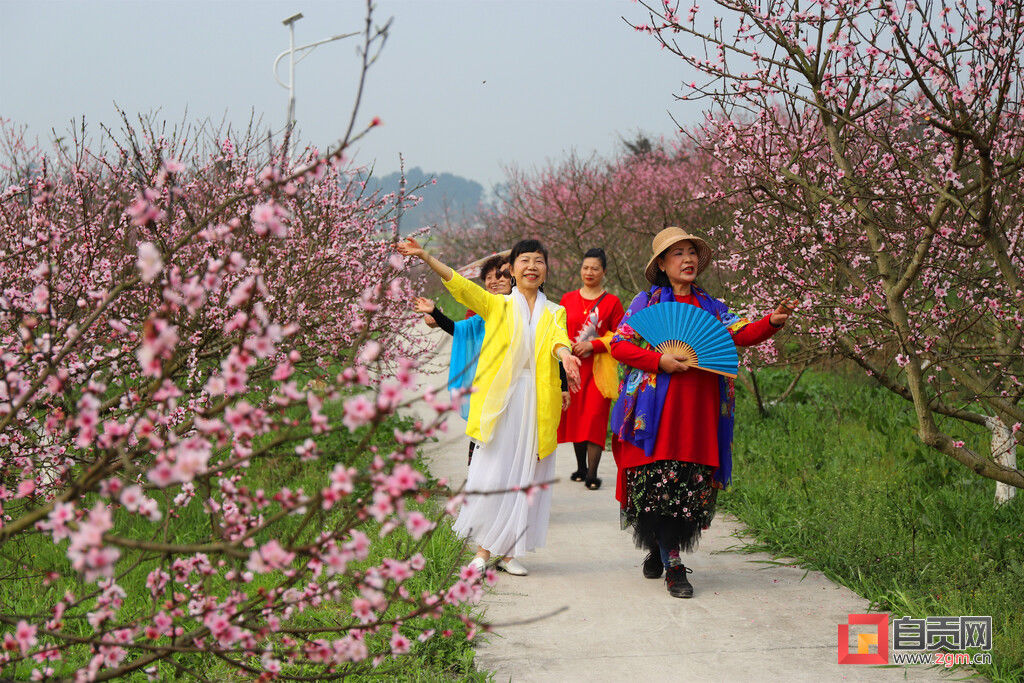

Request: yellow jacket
left=443, top=272, right=570, bottom=458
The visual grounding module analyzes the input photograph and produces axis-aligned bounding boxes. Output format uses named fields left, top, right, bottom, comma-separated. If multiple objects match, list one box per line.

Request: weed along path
left=410, top=328, right=961, bottom=682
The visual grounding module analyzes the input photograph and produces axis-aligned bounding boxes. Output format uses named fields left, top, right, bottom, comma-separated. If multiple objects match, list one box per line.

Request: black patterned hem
left=621, top=460, right=718, bottom=554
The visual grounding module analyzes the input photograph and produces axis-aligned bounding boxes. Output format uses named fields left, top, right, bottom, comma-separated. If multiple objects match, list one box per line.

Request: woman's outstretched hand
left=560, top=351, right=582, bottom=393
left=658, top=353, right=691, bottom=374
left=413, top=297, right=435, bottom=315
left=395, top=238, right=454, bottom=282
left=770, top=298, right=800, bottom=327
left=395, top=237, right=426, bottom=260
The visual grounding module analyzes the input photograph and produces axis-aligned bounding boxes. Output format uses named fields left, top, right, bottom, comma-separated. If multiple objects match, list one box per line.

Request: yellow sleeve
left=443, top=272, right=499, bottom=320
left=550, top=306, right=571, bottom=358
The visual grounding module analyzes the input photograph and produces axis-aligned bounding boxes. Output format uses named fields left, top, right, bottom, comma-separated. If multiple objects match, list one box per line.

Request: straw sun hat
left=643, top=227, right=714, bottom=285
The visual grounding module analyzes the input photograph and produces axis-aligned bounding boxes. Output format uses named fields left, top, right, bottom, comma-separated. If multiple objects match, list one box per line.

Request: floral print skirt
left=621, top=460, right=718, bottom=554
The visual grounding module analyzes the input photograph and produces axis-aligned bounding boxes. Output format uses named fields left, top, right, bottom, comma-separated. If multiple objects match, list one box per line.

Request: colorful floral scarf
left=609, top=285, right=749, bottom=489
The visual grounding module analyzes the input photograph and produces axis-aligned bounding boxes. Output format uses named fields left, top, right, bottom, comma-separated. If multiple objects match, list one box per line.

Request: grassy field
left=432, top=289, right=469, bottom=321
left=724, top=368, right=1024, bottom=682
left=0, top=404, right=485, bottom=681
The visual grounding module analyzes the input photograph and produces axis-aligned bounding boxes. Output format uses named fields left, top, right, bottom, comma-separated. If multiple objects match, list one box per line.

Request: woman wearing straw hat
left=396, top=237, right=581, bottom=577
left=609, top=227, right=798, bottom=598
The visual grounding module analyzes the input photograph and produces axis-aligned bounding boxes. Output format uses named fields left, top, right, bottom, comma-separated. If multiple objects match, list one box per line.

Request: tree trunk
left=767, top=364, right=807, bottom=409
left=738, top=369, right=769, bottom=417
left=985, top=416, right=1018, bottom=506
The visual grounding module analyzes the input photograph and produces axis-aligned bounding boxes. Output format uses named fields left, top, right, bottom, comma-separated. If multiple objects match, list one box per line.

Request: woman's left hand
left=571, top=340, right=594, bottom=358
left=413, top=297, right=435, bottom=315
left=561, top=391, right=571, bottom=412
left=395, top=238, right=426, bottom=260
left=561, top=351, right=582, bottom=393
left=770, top=298, right=800, bottom=327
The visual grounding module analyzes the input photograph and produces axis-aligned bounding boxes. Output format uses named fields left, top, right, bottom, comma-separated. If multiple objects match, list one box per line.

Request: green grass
left=0, top=403, right=487, bottom=681
left=724, top=369, right=1024, bottom=682
left=433, top=289, right=468, bottom=321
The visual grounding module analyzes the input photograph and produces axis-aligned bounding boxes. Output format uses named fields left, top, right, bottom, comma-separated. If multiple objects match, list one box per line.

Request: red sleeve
left=591, top=338, right=607, bottom=354
left=464, top=310, right=476, bottom=319
left=610, top=337, right=661, bottom=374
left=731, top=314, right=780, bottom=347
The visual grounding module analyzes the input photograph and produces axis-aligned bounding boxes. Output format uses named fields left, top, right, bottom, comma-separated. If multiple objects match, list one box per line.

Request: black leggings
left=573, top=442, right=587, bottom=473
left=632, top=512, right=703, bottom=556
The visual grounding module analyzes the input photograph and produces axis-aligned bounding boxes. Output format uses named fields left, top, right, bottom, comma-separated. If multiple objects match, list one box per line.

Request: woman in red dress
left=610, top=227, right=798, bottom=598
left=557, top=248, right=625, bottom=490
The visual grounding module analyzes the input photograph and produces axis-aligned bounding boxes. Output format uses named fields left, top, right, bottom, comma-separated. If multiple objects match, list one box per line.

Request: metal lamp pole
left=273, top=13, right=358, bottom=148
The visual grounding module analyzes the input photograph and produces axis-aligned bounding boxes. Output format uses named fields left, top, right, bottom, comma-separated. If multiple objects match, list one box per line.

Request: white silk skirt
left=452, top=370, right=555, bottom=558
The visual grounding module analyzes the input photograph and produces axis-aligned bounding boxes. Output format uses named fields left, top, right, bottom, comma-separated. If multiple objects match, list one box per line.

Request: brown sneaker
left=665, top=564, right=694, bottom=598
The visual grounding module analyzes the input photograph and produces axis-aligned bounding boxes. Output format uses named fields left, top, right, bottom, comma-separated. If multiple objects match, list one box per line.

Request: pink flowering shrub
left=0, top=95, right=493, bottom=682
left=629, top=0, right=1024, bottom=488
left=440, top=140, right=739, bottom=298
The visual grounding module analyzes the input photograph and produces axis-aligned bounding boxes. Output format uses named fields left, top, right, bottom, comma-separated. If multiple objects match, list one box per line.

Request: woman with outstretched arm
left=610, top=227, right=797, bottom=598
left=396, top=237, right=580, bottom=576
left=413, top=257, right=571, bottom=466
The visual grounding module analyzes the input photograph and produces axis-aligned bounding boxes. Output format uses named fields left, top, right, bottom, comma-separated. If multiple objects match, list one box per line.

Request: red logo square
left=838, top=613, right=889, bottom=664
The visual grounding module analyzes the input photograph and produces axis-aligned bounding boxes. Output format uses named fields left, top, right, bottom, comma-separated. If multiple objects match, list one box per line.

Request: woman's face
left=657, top=240, right=699, bottom=287
left=580, top=257, right=605, bottom=288
left=483, top=263, right=512, bottom=294
left=512, top=251, right=547, bottom=291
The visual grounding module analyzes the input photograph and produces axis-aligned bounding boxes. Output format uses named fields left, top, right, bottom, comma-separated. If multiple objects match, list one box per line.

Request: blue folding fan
left=626, top=302, right=738, bottom=378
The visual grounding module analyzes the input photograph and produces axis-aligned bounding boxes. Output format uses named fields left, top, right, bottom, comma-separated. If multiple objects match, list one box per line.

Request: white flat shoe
left=497, top=557, right=528, bottom=576
left=468, top=556, right=487, bottom=574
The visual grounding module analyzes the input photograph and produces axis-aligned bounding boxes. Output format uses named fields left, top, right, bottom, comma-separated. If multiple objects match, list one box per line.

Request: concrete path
left=411, top=328, right=958, bottom=682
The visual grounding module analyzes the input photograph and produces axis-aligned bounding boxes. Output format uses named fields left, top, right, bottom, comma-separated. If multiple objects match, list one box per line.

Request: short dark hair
left=509, top=239, right=549, bottom=292
left=583, top=247, right=607, bottom=270
left=479, top=255, right=507, bottom=282
left=509, top=239, right=548, bottom=265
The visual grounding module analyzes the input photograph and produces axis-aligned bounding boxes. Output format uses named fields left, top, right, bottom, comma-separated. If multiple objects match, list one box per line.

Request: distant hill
left=363, top=167, right=485, bottom=233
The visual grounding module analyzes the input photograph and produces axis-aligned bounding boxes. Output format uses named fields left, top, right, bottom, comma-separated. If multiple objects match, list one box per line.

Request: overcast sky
left=1, top=0, right=704, bottom=190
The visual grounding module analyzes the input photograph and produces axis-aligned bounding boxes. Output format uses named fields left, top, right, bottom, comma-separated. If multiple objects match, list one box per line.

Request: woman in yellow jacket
left=397, top=238, right=581, bottom=576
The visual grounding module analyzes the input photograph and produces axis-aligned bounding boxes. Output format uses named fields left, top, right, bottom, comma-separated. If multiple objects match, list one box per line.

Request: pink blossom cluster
left=0, top=102, right=491, bottom=679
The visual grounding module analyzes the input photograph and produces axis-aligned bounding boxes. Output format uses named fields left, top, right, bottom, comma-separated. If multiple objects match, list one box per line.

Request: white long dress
left=451, top=290, right=557, bottom=558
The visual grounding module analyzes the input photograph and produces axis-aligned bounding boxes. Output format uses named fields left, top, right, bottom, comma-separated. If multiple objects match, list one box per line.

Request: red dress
left=557, top=290, right=625, bottom=447
left=609, top=293, right=779, bottom=504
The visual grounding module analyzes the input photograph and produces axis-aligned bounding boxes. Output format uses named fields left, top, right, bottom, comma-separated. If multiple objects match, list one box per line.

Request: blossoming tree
left=0, top=7, right=495, bottom=679
left=439, top=140, right=738, bottom=298
left=630, top=0, right=1024, bottom=499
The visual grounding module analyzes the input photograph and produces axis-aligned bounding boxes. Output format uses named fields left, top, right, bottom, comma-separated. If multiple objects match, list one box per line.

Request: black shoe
left=642, top=550, right=663, bottom=579
left=665, top=564, right=694, bottom=598
left=585, top=477, right=602, bottom=490
left=569, top=469, right=586, bottom=482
